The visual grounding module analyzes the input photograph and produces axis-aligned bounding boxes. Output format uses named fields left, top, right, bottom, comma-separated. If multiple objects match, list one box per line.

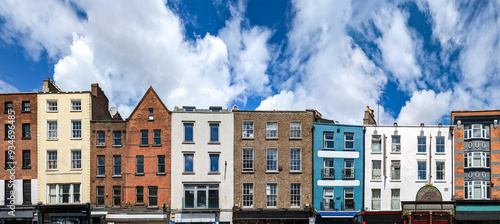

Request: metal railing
left=343, top=168, right=355, bottom=180
left=341, top=201, right=355, bottom=211
left=321, top=199, right=335, bottom=211
left=183, top=197, right=219, bottom=209
left=322, top=168, right=335, bottom=179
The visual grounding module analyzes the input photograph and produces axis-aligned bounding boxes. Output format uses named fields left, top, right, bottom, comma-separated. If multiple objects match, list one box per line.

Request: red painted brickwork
left=124, top=87, right=171, bottom=208
left=0, top=93, right=37, bottom=180
left=90, top=120, right=126, bottom=208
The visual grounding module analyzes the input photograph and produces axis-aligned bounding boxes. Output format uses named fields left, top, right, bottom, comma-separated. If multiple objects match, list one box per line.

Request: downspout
left=362, top=127, right=366, bottom=214
left=383, top=134, right=387, bottom=179
left=450, top=127, right=454, bottom=200
left=429, top=134, right=432, bottom=184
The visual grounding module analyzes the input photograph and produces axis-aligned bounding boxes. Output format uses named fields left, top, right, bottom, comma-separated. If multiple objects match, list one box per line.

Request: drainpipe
left=362, top=127, right=366, bottom=213
left=429, top=134, right=432, bottom=184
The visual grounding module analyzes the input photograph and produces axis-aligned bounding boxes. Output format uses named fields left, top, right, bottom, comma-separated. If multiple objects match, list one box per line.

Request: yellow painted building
left=37, top=80, right=92, bottom=204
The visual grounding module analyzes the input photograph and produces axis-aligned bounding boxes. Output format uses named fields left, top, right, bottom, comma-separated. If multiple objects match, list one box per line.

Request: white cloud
left=397, top=90, right=451, bottom=125
left=0, top=0, right=83, bottom=60
left=257, top=0, right=390, bottom=125
left=0, top=80, right=19, bottom=93
left=373, top=6, right=423, bottom=92
left=418, top=0, right=461, bottom=49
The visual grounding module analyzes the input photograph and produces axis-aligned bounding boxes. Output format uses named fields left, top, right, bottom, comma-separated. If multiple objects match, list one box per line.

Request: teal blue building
left=313, top=122, right=364, bottom=223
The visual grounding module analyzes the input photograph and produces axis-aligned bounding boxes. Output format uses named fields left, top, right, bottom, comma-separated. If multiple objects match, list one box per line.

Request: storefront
left=401, top=185, right=454, bottom=224
left=315, top=211, right=359, bottom=224
left=455, top=200, right=500, bottom=224
left=363, top=211, right=403, bottom=224
left=233, top=210, right=312, bottom=224
left=0, top=205, right=38, bottom=224
left=38, top=203, right=90, bottom=224
left=105, top=208, right=169, bottom=224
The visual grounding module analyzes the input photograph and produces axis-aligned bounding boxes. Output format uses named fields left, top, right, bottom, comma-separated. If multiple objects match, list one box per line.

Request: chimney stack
left=363, top=106, right=376, bottom=125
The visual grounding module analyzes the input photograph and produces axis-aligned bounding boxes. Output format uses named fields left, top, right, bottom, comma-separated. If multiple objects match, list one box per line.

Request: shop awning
left=317, top=211, right=358, bottom=218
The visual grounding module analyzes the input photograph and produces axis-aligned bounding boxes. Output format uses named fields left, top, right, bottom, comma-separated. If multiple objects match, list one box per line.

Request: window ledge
left=46, top=110, right=58, bottom=113
left=371, top=179, right=382, bottom=182
left=416, top=152, right=427, bottom=155
left=289, top=171, right=302, bottom=174
left=112, top=145, right=122, bottom=148
left=96, top=145, right=106, bottom=147
left=322, top=148, right=335, bottom=151
left=434, top=180, right=446, bottom=183
left=96, top=175, right=106, bottom=178
left=390, top=152, right=401, bottom=154
left=70, top=110, right=82, bottom=112
left=70, top=138, right=83, bottom=140
left=22, top=166, right=31, bottom=170
left=266, top=171, right=279, bottom=174
left=140, top=144, right=150, bottom=147
left=435, top=152, right=446, bottom=155
left=208, top=172, right=220, bottom=175
left=183, top=172, right=195, bottom=175
left=208, top=141, right=220, bottom=145
left=266, top=138, right=278, bottom=140
left=343, top=148, right=355, bottom=151
left=135, top=173, right=145, bottom=176
left=182, top=141, right=195, bottom=144
left=112, top=175, right=122, bottom=178
left=70, top=168, right=83, bottom=171
left=152, top=144, right=162, bottom=147
left=389, top=180, right=401, bottom=182
left=242, top=137, right=254, bottom=140
left=46, top=169, right=59, bottom=171
left=21, top=111, right=31, bottom=113
left=242, top=171, right=254, bottom=174
left=21, top=137, right=32, bottom=140
left=156, top=173, right=166, bottom=176
left=289, top=137, right=302, bottom=140
left=416, top=180, right=427, bottom=183
left=135, top=203, right=145, bottom=206
left=371, top=151, right=382, bottom=154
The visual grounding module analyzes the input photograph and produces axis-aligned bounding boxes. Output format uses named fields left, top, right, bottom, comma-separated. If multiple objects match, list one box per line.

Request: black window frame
left=136, top=186, right=144, bottom=204
left=97, top=155, right=105, bottom=176
left=153, top=129, right=161, bottom=145
left=113, top=155, right=121, bottom=176
left=141, top=130, right=148, bottom=146
left=22, top=101, right=30, bottom=112
left=136, top=156, right=144, bottom=175
left=113, top=131, right=122, bottom=146
left=22, top=150, right=31, bottom=169
left=157, top=155, right=165, bottom=174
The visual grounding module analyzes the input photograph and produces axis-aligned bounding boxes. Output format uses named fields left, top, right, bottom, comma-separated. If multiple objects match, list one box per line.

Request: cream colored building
left=37, top=80, right=92, bottom=204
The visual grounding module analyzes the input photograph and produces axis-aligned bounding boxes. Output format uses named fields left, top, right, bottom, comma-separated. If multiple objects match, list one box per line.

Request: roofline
left=313, top=122, right=364, bottom=127
left=233, top=110, right=313, bottom=113
left=364, top=125, right=451, bottom=128
left=452, top=109, right=500, bottom=113
left=38, top=91, right=92, bottom=94
left=0, top=92, right=37, bottom=95
left=126, top=86, right=170, bottom=121
left=91, top=120, right=125, bottom=123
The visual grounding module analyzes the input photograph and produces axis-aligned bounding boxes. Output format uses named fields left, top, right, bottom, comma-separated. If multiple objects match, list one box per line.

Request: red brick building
left=0, top=92, right=38, bottom=222
left=105, top=87, right=171, bottom=223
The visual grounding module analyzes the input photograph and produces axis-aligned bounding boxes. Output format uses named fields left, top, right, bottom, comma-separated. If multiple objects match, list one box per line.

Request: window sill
left=208, top=172, right=220, bottom=175
left=70, top=110, right=82, bottom=112
left=112, top=175, right=122, bottom=178
left=96, top=175, right=106, bottom=178
left=152, top=144, right=162, bottom=147
left=46, top=110, right=58, bottom=113
left=21, top=137, right=31, bottom=140
left=242, top=137, right=254, bottom=140
left=112, top=145, right=122, bottom=148
left=22, top=166, right=31, bottom=169
left=389, top=180, right=401, bottom=182
left=390, top=152, right=401, bottom=154
left=322, top=148, right=335, bottom=151
left=343, top=148, right=355, bottom=151
left=242, top=170, right=254, bottom=174
left=289, top=137, right=302, bottom=140
left=416, top=152, right=427, bottom=155
left=46, top=138, right=59, bottom=141
left=182, top=141, right=195, bottom=144
left=371, top=151, right=382, bottom=154
left=21, top=111, right=31, bottom=113
left=140, top=144, right=150, bottom=147
left=370, top=179, right=382, bottom=182
left=148, top=119, right=154, bottom=122
left=135, top=173, right=145, bottom=176
left=289, top=171, right=302, bottom=174
left=266, top=171, right=279, bottom=174
left=156, top=173, right=166, bottom=176
left=208, top=141, right=220, bottom=145
left=70, top=138, right=83, bottom=140
left=96, top=145, right=106, bottom=148
left=266, top=138, right=278, bottom=140
left=70, top=168, right=83, bottom=171
left=46, top=169, right=59, bottom=171
left=416, top=180, right=428, bottom=183
left=183, top=172, right=195, bottom=175
left=435, top=152, right=446, bottom=155
left=434, top=180, right=446, bottom=183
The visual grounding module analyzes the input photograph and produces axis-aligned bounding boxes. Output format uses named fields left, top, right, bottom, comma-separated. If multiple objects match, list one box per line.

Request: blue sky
left=0, top=0, right=499, bottom=125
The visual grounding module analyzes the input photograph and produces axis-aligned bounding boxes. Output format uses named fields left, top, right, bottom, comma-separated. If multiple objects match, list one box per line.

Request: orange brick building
left=451, top=110, right=500, bottom=223
left=105, top=87, right=171, bottom=223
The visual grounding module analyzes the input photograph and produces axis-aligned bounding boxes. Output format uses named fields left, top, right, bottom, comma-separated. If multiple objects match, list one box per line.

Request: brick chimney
left=91, top=83, right=111, bottom=119
left=42, top=77, right=62, bottom=93
left=363, top=106, right=376, bottom=125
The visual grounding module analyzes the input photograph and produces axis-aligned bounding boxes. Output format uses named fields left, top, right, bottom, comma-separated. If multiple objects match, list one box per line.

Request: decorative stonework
left=416, top=185, right=442, bottom=201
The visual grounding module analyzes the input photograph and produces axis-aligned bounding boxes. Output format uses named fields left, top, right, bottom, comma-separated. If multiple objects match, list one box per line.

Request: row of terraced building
left=0, top=78, right=499, bottom=224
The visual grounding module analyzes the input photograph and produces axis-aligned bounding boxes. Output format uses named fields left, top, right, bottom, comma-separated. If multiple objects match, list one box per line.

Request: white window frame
left=464, top=124, right=490, bottom=139
left=266, top=148, right=278, bottom=172
left=436, top=136, right=445, bottom=153
left=465, top=181, right=491, bottom=199
left=391, top=135, right=401, bottom=152
left=71, top=119, right=82, bottom=139
left=391, top=189, right=400, bottom=210
left=417, top=161, right=427, bottom=180
left=70, top=149, right=82, bottom=170
left=47, top=120, right=58, bottom=140
left=324, top=132, right=334, bottom=149
left=290, top=121, right=301, bottom=139
left=46, top=100, right=58, bottom=112
left=344, top=159, right=354, bottom=179
left=46, top=183, right=81, bottom=204
left=47, top=150, right=58, bottom=170
left=372, top=160, right=381, bottom=180
left=290, top=148, right=301, bottom=172
left=417, top=136, right=426, bottom=153
left=465, top=152, right=490, bottom=168
left=242, top=183, right=254, bottom=208
left=266, top=183, right=278, bottom=208
left=372, top=189, right=381, bottom=210
left=242, top=148, right=254, bottom=172
left=323, top=188, right=334, bottom=210
left=266, top=121, right=278, bottom=139
left=70, top=99, right=82, bottom=111
left=290, top=183, right=301, bottom=208
left=344, top=133, right=354, bottom=149
left=391, top=160, right=400, bottom=180
left=344, top=188, right=354, bottom=211
left=436, top=161, right=445, bottom=180
left=371, top=135, right=381, bottom=152
left=242, top=121, right=254, bottom=139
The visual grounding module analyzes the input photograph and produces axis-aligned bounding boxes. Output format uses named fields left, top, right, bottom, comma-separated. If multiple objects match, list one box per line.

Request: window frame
left=266, top=148, right=278, bottom=172
left=242, top=148, right=254, bottom=172
left=290, top=121, right=302, bottom=139
left=97, top=131, right=105, bottom=146
left=157, top=155, right=165, bottom=174
left=436, top=136, right=445, bottom=153
left=372, top=189, right=381, bottom=210
left=184, top=154, right=194, bottom=173
left=71, top=120, right=82, bottom=139
left=46, top=100, right=58, bottom=112
left=97, top=155, right=105, bottom=176
left=242, top=183, right=254, bottom=208
left=47, top=120, right=58, bottom=140
left=391, top=160, right=400, bottom=180
left=344, top=133, right=354, bottom=150
left=209, top=123, right=220, bottom=142
left=391, top=189, right=400, bottom=210
left=391, top=135, right=401, bottom=152
left=266, top=183, right=278, bottom=208
left=323, top=188, right=334, bottom=210
left=436, top=161, right=445, bottom=180
left=371, top=135, right=381, bottom=152
left=290, top=183, right=301, bottom=208
left=290, top=148, right=302, bottom=172
left=136, top=186, right=144, bottom=204
left=96, top=186, right=105, bottom=207
left=372, top=160, right=381, bottom=180
left=113, top=186, right=121, bottom=206
left=70, top=99, right=82, bottom=111
left=140, top=130, right=148, bottom=146
left=22, top=150, right=31, bottom=169
left=417, top=136, right=426, bottom=153
left=148, top=186, right=158, bottom=207
left=113, top=155, right=122, bottom=177
left=417, top=161, right=427, bottom=180
left=209, top=154, right=219, bottom=173
left=47, top=150, right=58, bottom=170
left=153, top=129, right=161, bottom=145
left=344, top=188, right=354, bottom=211
left=183, top=122, right=194, bottom=142
left=22, top=101, right=30, bottom=112
left=136, top=156, right=144, bottom=175
left=22, top=123, right=31, bottom=139
left=148, top=108, right=154, bottom=120
left=266, top=121, right=278, bottom=139
left=242, top=121, right=254, bottom=139
left=464, top=124, right=490, bottom=139
left=113, top=131, right=122, bottom=146
left=324, top=132, right=334, bottom=149
left=70, top=149, right=82, bottom=170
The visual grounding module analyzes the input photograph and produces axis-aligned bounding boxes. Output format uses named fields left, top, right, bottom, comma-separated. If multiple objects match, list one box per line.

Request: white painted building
left=364, top=124, right=453, bottom=212
left=171, top=106, right=234, bottom=224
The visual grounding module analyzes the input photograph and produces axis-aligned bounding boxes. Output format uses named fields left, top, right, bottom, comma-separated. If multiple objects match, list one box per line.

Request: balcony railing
left=321, top=199, right=335, bottom=211
left=341, top=201, right=355, bottom=211
left=183, top=197, right=219, bottom=209
left=322, top=168, right=335, bottom=179
left=343, top=168, right=355, bottom=180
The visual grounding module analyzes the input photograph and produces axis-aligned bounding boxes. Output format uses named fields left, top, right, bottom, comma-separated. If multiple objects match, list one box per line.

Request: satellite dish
left=110, top=107, right=117, bottom=116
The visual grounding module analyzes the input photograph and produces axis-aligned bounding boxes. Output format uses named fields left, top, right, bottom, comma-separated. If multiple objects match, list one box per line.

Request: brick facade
left=90, top=120, right=126, bottom=207
left=124, top=87, right=171, bottom=208
left=233, top=110, right=314, bottom=221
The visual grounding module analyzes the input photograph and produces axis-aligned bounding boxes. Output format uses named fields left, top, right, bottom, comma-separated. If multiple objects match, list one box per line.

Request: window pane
left=290, top=148, right=301, bottom=171
left=210, top=154, right=219, bottom=172
left=184, top=123, right=194, bottom=141
left=185, top=154, right=193, bottom=172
